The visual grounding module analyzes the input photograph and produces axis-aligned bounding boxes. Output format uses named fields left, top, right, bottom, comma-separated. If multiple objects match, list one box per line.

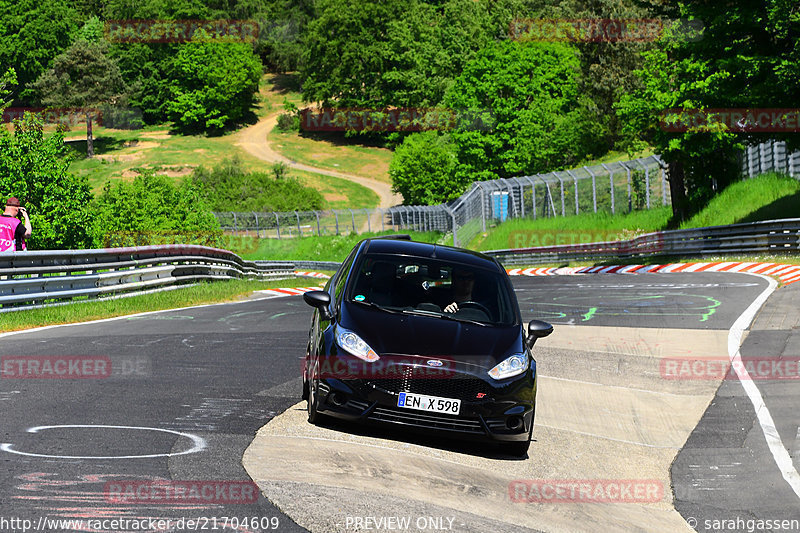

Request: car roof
left=360, top=238, right=502, bottom=271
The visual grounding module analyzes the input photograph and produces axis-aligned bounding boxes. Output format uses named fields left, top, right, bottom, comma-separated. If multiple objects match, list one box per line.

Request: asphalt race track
left=1, top=272, right=798, bottom=533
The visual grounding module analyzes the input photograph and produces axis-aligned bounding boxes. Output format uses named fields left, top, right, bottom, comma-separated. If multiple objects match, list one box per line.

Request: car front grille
left=366, top=376, right=493, bottom=402
left=369, top=406, right=484, bottom=433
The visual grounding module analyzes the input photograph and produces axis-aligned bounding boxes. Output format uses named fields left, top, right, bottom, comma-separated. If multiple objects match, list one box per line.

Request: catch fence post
left=601, top=163, right=614, bottom=214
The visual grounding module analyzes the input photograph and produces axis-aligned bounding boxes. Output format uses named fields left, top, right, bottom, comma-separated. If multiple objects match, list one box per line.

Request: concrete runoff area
left=244, top=326, right=727, bottom=532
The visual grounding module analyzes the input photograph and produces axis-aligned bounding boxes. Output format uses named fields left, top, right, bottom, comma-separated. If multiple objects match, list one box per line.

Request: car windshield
left=346, top=254, right=518, bottom=326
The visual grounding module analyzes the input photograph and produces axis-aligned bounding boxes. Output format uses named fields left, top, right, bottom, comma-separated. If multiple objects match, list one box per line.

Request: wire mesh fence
left=741, top=140, right=800, bottom=178
left=213, top=209, right=401, bottom=238
left=215, top=141, right=797, bottom=248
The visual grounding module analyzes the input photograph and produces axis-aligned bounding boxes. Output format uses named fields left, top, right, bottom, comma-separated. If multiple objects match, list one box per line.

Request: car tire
left=307, top=370, right=321, bottom=425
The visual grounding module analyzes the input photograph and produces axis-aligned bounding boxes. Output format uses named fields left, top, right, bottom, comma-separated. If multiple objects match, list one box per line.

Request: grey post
left=566, top=169, right=579, bottom=215
left=584, top=165, right=597, bottom=213
left=634, top=158, right=651, bottom=209
left=274, top=212, right=280, bottom=239
left=601, top=163, right=615, bottom=214
left=551, top=172, right=565, bottom=216
left=620, top=162, right=632, bottom=212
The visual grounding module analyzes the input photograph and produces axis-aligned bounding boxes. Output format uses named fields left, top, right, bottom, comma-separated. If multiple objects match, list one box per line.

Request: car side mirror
left=303, top=290, right=333, bottom=320
left=527, top=320, right=553, bottom=349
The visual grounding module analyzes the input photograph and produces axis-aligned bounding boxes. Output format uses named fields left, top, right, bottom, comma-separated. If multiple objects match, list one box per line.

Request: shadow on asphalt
left=293, top=407, right=532, bottom=462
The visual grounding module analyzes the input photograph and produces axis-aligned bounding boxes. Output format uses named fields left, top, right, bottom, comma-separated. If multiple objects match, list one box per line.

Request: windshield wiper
left=350, top=300, right=404, bottom=314
left=400, top=308, right=490, bottom=326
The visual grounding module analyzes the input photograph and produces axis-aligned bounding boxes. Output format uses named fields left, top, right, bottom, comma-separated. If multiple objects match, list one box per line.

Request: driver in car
left=444, top=268, right=475, bottom=313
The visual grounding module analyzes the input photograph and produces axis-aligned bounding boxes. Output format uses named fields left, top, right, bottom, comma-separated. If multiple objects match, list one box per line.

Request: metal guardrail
left=484, top=219, right=800, bottom=266
left=256, top=260, right=341, bottom=272
left=0, top=245, right=295, bottom=311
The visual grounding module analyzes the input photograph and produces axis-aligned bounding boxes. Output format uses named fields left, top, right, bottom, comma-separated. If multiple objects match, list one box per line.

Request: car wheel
left=307, top=367, right=321, bottom=424
left=302, top=359, right=310, bottom=400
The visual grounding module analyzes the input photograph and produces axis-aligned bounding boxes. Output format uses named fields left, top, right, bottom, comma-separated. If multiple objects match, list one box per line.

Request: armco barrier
left=485, top=218, right=800, bottom=266
left=0, top=245, right=294, bottom=311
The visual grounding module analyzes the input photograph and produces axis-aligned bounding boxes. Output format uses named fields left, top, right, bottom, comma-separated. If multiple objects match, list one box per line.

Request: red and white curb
left=294, top=271, right=331, bottom=279
left=256, top=286, right=325, bottom=297
left=507, top=262, right=800, bottom=286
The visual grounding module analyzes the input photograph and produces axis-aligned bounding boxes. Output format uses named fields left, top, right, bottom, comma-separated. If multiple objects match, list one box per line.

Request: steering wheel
left=458, top=301, right=491, bottom=316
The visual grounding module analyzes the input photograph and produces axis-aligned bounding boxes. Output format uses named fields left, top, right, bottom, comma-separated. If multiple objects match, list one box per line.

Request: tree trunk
left=86, top=112, right=94, bottom=158
left=667, top=160, right=688, bottom=221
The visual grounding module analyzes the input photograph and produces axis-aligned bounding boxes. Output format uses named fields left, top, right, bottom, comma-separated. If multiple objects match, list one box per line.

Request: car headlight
left=335, top=326, right=380, bottom=362
left=488, top=353, right=529, bottom=380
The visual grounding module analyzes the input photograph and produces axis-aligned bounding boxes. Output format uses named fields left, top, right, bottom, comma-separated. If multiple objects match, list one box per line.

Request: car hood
left=340, top=302, right=523, bottom=366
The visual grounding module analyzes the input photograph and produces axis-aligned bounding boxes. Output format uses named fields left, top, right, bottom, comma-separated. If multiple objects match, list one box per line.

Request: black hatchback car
left=301, top=237, right=552, bottom=455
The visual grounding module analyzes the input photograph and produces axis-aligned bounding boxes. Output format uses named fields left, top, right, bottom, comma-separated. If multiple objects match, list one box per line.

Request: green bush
left=166, top=31, right=262, bottom=133
left=192, top=157, right=325, bottom=212
left=389, top=131, right=462, bottom=205
left=93, top=171, right=221, bottom=247
left=0, top=114, right=95, bottom=249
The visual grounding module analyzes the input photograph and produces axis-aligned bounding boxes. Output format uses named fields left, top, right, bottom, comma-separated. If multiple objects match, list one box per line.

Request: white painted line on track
left=0, top=424, right=206, bottom=459
left=792, top=428, right=800, bottom=471
left=733, top=274, right=800, bottom=500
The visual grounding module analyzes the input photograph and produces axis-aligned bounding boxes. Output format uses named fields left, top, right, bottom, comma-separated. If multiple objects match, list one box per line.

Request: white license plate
left=397, top=392, right=461, bottom=415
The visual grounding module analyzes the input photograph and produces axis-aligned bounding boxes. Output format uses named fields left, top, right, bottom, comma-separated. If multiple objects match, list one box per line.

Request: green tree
left=93, top=171, right=222, bottom=247
left=444, top=41, right=602, bottom=183
left=103, top=0, right=211, bottom=125
left=516, top=0, right=661, bottom=150
left=0, top=114, right=95, bottom=249
left=300, top=0, right=520, bottom=108
left=0, top=68, right=16, bottom=111
left=0, top=0, right=81, bottom=104
left=166, top=31, right=262, bottom=133
left=390, top=132, right=461, bottom=205
left=32, top=38, right=127, bottom=157
left=616, top=0, right=799, bottom=220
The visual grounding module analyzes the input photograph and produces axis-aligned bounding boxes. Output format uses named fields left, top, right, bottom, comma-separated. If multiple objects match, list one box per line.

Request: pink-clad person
left=0, top=196, right=32, bottom=252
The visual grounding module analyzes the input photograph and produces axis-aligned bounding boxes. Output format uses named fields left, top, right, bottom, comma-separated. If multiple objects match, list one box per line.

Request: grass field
left=269, top=127, right=393, bottom=183
left=237, top=230, right=447, bottom=261
left=470, top=173, right=799, bottom=251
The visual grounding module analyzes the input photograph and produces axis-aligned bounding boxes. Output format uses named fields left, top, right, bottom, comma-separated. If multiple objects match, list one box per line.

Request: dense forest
left=1, top=0, right=797, bottom=248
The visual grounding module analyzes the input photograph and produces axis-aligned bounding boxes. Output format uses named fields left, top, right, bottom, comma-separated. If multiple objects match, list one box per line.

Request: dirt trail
left=234, top=113, right=402, bottom=210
